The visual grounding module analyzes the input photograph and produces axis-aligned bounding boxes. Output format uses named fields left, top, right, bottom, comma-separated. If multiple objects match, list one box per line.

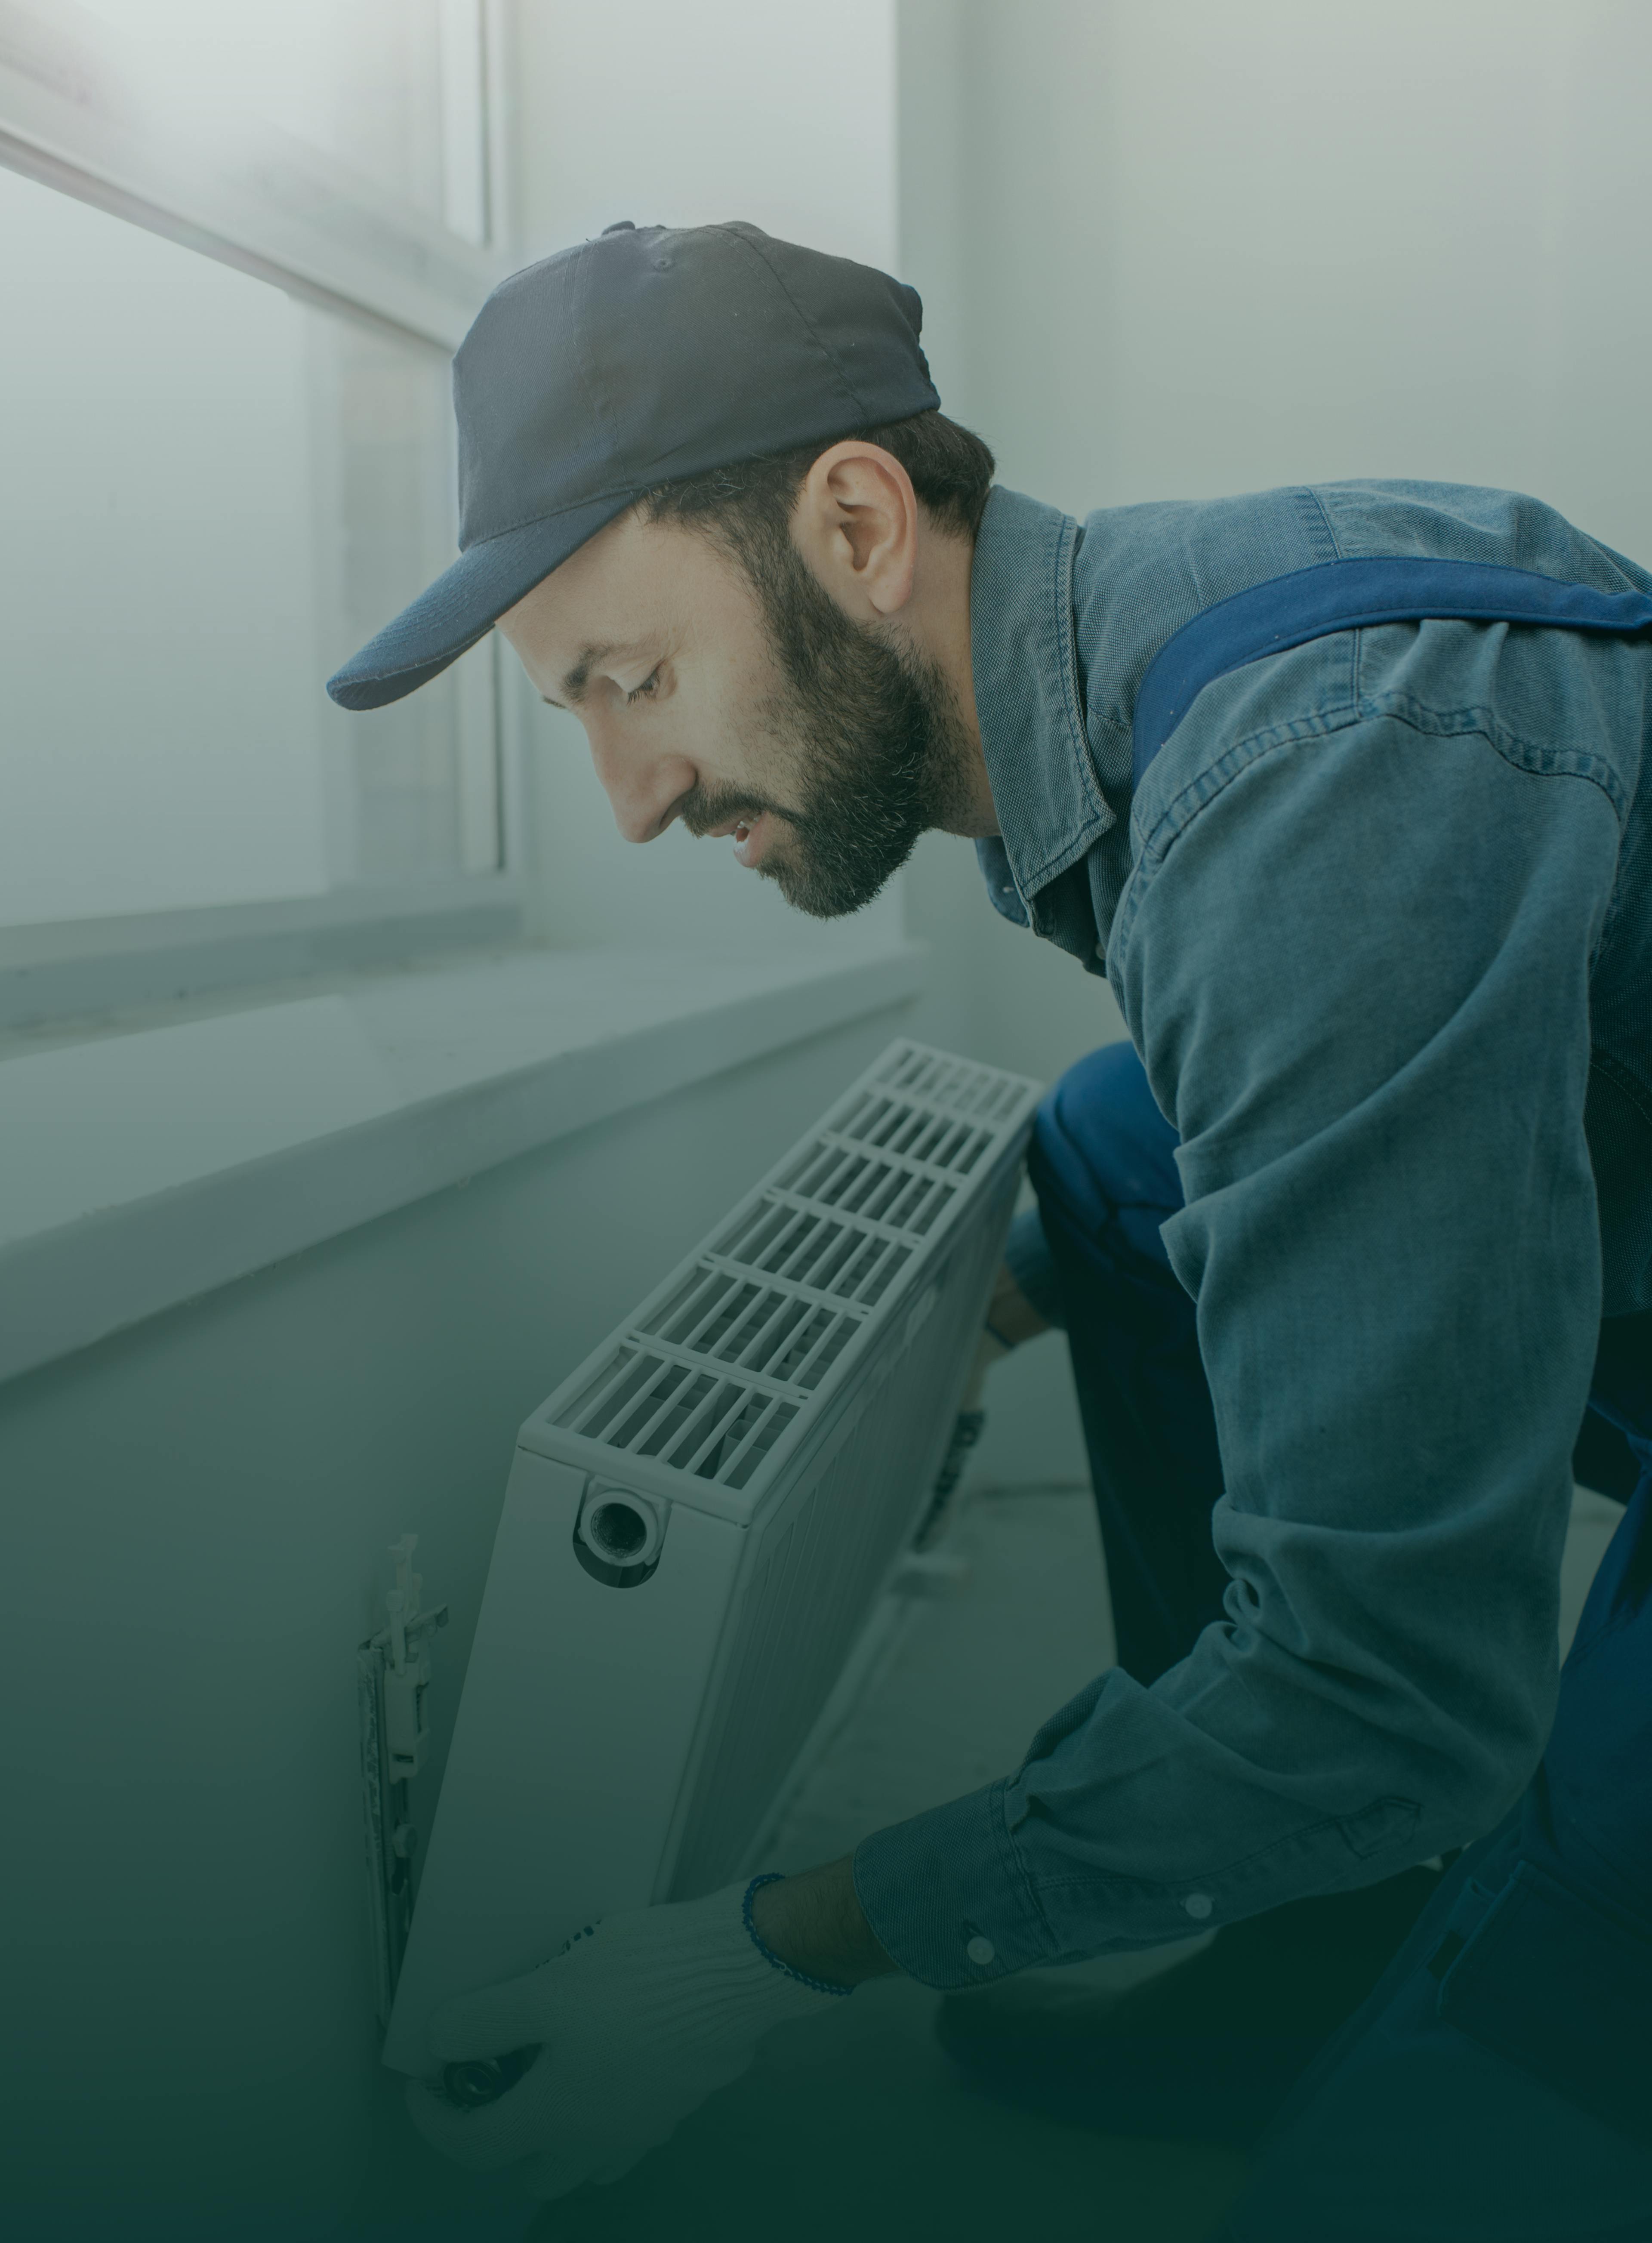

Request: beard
left=678, top=536, right=973, bottom=919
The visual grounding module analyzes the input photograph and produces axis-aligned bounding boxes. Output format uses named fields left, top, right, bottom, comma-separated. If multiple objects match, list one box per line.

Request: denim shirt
left=854, top=480, right=1652, bottom=1988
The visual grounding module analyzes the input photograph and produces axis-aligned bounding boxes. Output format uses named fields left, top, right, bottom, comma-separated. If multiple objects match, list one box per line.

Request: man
left=328, top=223, right=1652, bottom=2239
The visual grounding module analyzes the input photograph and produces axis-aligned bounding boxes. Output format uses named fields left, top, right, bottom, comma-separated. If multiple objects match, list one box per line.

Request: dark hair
left=638, top=409, right=996, bottom=558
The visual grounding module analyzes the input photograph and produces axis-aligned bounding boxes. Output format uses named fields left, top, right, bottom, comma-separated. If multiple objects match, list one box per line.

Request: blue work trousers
left=1023, top=1039, right=1652, bottom=2240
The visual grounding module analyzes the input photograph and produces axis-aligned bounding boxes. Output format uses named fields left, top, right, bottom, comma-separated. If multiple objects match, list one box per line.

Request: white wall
left=512, top=0, right=896, bottom=268
left=944, top=0, right=1652, bottom=546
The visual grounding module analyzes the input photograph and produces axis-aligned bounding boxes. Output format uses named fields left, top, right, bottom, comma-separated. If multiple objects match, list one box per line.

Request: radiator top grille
left=541, top=1043, right=1037, bottom=1498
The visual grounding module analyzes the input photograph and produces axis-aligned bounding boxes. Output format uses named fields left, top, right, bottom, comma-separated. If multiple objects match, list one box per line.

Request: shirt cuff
left=852, top=1778, right=1058, bottom=1990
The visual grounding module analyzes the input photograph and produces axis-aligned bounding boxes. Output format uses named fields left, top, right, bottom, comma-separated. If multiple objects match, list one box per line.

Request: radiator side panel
left=382, top=1452, right=743, bottom=2074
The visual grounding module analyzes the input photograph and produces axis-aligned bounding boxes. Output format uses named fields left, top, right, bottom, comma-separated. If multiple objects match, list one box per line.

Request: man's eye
left=625, top=668, right=661, bottom=705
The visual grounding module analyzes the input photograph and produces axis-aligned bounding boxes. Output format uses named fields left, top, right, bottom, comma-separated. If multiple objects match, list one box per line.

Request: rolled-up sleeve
left=856, top=688, right=1621, bottom=1991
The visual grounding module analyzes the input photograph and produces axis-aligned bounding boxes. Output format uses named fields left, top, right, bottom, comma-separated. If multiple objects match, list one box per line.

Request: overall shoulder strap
left=1132, top=557, right=1652, bottom=787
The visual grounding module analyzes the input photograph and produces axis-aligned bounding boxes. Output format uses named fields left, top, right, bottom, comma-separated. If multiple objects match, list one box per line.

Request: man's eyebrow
left=540, top=639, right=647, bottom=708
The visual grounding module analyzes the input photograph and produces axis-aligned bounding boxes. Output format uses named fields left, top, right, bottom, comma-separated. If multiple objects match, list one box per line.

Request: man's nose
left=587, top=730, right=693, bottom=844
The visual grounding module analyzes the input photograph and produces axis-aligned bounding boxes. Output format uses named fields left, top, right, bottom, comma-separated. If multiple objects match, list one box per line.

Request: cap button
left=601, top=219, right=636, bottom=234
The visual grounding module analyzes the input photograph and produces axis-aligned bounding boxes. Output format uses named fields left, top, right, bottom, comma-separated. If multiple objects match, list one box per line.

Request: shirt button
left=965, top=1934, right=996, bottom=1966
left=1183, top=1892, right=1214, bottom=1921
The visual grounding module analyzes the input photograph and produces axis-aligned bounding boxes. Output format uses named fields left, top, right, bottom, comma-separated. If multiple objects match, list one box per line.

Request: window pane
left=66, top=0, right=491, bottom=242
left=0, top=165, right=499, bottom=929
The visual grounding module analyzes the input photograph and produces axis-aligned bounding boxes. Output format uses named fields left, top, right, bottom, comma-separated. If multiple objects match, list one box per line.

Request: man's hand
left=986, top=1261, right=1049, bottom=1348
left=404, top=1873, right=874, bottom=2197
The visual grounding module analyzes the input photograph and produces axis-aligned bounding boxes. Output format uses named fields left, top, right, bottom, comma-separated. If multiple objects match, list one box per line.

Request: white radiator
left=382, top=1039, right=1040, bottom=2075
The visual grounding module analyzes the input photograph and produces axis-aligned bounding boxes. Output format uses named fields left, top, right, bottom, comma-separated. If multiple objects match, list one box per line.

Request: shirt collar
left=968, top=486, right=1117, bottom=926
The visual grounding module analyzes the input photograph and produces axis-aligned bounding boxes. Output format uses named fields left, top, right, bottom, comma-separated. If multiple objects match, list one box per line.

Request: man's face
left=497, top=504, right=967, bottom=918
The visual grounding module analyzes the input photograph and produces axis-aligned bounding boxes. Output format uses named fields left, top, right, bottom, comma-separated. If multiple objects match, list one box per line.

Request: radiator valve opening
left=574, top=1485, right=665, bottom=1587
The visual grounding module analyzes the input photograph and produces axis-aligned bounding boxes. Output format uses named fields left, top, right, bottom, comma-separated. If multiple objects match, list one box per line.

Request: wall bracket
left=358, top=1535, right=449, bottom=2026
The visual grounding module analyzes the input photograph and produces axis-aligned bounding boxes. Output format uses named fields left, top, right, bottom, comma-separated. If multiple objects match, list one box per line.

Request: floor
left=358, top=1469, right=1621, bottom=2243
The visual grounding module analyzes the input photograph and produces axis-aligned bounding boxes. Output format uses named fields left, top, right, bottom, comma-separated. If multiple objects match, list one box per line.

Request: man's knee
left=1030, top=1040, right=1184, bottom=1260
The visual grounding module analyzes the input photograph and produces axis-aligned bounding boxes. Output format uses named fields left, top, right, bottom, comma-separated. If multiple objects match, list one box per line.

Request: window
left=0, top=0, right=514, bottom=998
left=66, top=0, right=494, bottom=244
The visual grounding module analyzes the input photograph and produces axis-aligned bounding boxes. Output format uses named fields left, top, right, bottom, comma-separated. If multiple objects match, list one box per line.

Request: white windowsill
left=0, top=939, right=926, bottom=1386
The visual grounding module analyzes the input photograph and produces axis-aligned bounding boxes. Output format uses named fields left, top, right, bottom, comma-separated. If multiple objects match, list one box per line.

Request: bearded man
left=328, top=222, right=1652, bottom=2243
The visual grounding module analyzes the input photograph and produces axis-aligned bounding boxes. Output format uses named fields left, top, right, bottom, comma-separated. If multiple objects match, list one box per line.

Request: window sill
left=0, top=939, right=925, bottom=1385
left=0, top=881, right=527, bottom=1032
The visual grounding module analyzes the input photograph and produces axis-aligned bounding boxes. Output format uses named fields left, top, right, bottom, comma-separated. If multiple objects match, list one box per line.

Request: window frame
left=0, top=0, right=525, bottom=1025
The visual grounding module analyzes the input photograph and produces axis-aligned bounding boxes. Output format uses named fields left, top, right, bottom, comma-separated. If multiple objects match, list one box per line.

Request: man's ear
left=791, top=441, right=918, bottom=620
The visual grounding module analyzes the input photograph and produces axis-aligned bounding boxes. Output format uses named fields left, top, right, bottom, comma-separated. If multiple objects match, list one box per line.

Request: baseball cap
left=325, top=219, right=940, bottom=712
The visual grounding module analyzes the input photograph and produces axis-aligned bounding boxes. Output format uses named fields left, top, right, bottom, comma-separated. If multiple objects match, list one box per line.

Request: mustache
left=678, top=781, right=798, bottom=838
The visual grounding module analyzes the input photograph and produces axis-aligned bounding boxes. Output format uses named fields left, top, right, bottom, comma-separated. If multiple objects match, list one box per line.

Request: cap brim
left=325, top=492, right=636, bottom=711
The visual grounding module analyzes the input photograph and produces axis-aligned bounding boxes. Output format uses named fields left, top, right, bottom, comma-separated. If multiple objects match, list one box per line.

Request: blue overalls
left=1023, top=561, right=1652, bottom=2240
